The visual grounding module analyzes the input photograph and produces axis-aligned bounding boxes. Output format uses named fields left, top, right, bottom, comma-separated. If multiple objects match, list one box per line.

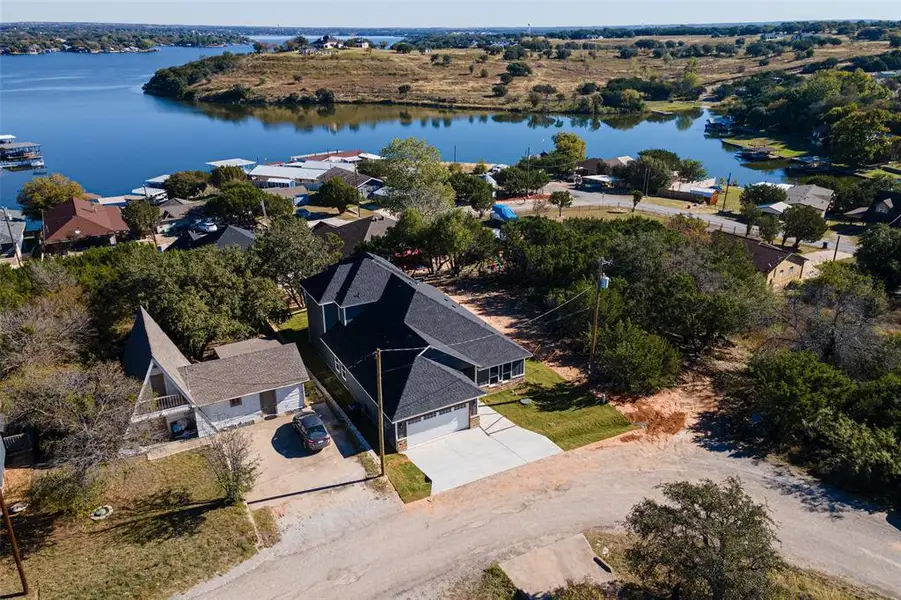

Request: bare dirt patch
left=438, top=277, right=584, bottom=382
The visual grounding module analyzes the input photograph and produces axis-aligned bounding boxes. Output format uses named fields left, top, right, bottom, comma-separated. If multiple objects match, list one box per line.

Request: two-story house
left=123, top=307, right=309, bottom=441
left=300, top=253, right=530, bottom=450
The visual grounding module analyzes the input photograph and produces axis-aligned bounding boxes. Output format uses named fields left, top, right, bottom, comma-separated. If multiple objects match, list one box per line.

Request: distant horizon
left=4, top=1, right=901, bottom=29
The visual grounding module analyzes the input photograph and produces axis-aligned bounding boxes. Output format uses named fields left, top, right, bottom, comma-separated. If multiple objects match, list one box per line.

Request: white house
left=123, top=308, right=308, bottom=441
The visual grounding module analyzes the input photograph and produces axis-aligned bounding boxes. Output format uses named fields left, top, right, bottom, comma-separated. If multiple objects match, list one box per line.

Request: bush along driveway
left=481, top=359, right=636, bottom=451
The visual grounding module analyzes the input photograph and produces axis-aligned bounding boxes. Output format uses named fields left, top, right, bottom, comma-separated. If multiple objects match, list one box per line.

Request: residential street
left=507, top=188, right=861, bottom=255
left=181, top=431, right=901, bottom=600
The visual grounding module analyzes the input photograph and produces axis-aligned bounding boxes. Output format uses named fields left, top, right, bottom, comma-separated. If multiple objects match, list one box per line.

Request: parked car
left=292, top=413, right=331, bottom=452
left=193, top=219, right=218, bottom=233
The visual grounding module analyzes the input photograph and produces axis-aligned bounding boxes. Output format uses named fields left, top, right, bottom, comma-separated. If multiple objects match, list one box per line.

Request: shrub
left=506, top=61, right=532, bottom=77
left=577, top=81, right=598, bottom=95
left=397, top=84, right=411, bottom=95
left=590, top=320, right=681, bottom=394
left=492, top=83, right=508, bottom=97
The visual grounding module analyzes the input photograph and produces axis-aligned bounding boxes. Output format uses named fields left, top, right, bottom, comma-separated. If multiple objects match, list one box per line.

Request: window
left=477, top=368, right=489, bottom=386
left=229, top=398, right=242, bottom=407
left=512, top=360, right=524, bottom=378
left=489, top=365, right=499, bottom=385
left=502, top=362, right=512, bottom=381
left=336, top=361, right=347, bottom=381
left=397, top=421, right=407, bottom=439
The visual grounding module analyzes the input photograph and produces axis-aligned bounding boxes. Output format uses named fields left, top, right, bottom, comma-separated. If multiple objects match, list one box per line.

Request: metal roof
left=206, top=158, right=256, bottom=168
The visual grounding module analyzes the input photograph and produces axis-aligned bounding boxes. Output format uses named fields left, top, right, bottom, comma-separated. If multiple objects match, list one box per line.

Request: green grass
left=645, top=100, right=705, bottom=112
left=384, top=454, right=432, bottom=503
left=482, top=360, right=635, bottom=451
left=0, top=452, right=258, bottom=600
left=278, top=312, right=432, bottom=503
left=722, top=135, right=809, bottom=159
left=583, top=529, right=886, bottom=600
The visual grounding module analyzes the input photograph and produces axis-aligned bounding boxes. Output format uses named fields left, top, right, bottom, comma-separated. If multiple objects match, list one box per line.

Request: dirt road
left=181, top=431, right=901, bottom=600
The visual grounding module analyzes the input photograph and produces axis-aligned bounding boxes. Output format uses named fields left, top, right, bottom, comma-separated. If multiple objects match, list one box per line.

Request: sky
left=3, top=0, right=901, bottom=28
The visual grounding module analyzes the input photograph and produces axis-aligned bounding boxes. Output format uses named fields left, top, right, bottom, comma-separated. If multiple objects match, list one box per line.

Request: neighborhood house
left=300, top=253, right=530, bottom=450
left=123, top=308, right=309, bottom=441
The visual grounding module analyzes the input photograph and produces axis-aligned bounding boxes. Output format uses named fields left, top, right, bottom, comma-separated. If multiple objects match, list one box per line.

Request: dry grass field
left=189, top=35, right=893, bottom=111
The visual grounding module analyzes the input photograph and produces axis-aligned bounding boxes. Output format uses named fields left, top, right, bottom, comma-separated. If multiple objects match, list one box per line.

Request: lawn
left=301, top=204, right=375, bottom=221
left=482, top=359, right=635, bottom=451
left=722, top=134, right=810, bottom=159
left=278, top=312, right=432, bottom=503
left=0, top=452, right=258, bottom=600
left=642, top=195, right=719, bottom=214
left=521, top=205, right=667, bottom=223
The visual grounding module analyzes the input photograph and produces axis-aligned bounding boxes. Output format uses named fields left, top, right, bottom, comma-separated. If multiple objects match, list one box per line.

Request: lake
left=0, top=45, right=789, bottom=209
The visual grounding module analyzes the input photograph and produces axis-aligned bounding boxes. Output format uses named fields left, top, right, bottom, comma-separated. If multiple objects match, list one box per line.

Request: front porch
left=132, top=393, right=198, bottom=441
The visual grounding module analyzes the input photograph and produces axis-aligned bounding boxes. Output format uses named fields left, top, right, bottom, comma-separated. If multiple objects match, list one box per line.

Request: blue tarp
left=492, top=203, right=517, bottom=222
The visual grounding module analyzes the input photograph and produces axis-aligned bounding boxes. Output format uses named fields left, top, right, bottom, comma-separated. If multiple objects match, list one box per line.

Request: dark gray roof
left=301, top=253, right=401, bottom=306
left=316, top=167, right=378, bottom=188
left=308, top=254, right=529, bottom=420
left=216, top=225, right=256, bottom=251
left=311, top=216, right=396, bottom=259
left=305, top=254, right=529, bottom=367
left=122, top=307, right=192, bottom=395
left=181, top=344, right=309, bottom=406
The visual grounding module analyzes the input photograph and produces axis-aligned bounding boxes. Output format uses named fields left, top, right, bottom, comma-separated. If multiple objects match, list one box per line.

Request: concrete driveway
left=244, top=402, right=377, bottom=518
left=404, top=403, right=562, bottom=493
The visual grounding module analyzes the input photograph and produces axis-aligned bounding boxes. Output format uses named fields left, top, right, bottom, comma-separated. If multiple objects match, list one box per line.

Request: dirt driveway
left=244, top=402, right=392, bottom=521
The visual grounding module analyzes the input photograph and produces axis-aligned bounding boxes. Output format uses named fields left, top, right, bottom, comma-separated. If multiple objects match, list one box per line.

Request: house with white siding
left=123, top=307, right=308, bottom=440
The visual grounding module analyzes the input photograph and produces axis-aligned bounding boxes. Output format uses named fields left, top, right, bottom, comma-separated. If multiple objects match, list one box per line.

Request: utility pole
left=832, top=235, right=841, bottom=261
left=587, top=258, right=611, bottom=379
left=3, top=207, right=22, bottom=267
left=375, top=348, right=386, bottom=477
left=353, top=162, right=362, bottom=216
left=721, top=172, right=732, bottom=213
left=260, top=198, right=268, bottom=220
left=0, top=486, right=28, bottom=595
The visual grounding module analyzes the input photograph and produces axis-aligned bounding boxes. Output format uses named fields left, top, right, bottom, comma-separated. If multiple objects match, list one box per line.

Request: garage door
left=405, top=404, right=469, bottom=447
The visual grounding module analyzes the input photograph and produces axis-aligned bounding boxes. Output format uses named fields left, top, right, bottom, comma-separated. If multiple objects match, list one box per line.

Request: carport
left=403, top=403, right=561, bottom=493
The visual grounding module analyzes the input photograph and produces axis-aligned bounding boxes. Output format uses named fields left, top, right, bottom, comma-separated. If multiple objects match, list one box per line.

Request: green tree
left=781, top=204, right=827, bottom=248
left=747, top=350, right=854, bottom=444
left=630, top=190, right=643, bottom=212
left=163, top=170, right=210, bottom=200
left=619, top=88, right=645, bottom=112
left=496, top=166, right=549, bottom=197
left=590, top=319, right=681, bottom=393
left=828, top=109, right=893, bottom=167
left=379, top=137, right=455, bottom=219
left=121, top=199, right=161, bottom=246
left=316, top=177, right=359, bottom=214
left=548, top=190, right=573, bottom=217
left=206, top=430, right=259, bottom=504
left=210, top=165, right=247, bottom=187
left=856, top=224, right=901, bottom=293
left=492, top=83, right=508, bottom=97
left=740, top=184, right=787, bottom=207
left=616, top=157, right=673, bottom=194
left=206, top=181, right=289, bottom=227
left=625, top=478, right=782, bottom=600
left=16, top=173, right=84, bottom=219
left=472, top=161, right=489, bottom=175
left=552, top=132, right=587, bottom=166
left=677, top=158, right=708, bottom=182
left=757, top=214, right=781, bottom=243
left=250, top=217, right=341, bottom=308
left=449, top=172, right=494, bottom=216
left=506, top=61, right=532, bottom=76
left=741, top=202, right=762, bottom=235
left=112, top=246, right=287, bottom=359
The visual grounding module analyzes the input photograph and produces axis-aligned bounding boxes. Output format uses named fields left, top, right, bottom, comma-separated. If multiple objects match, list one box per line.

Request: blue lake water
left=0, top=45, right=788, bottom=209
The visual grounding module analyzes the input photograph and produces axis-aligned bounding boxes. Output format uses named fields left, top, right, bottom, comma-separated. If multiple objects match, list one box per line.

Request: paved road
left=182, top=432, right=901, bottom=600
left=509, top=189, right=860, bottom=255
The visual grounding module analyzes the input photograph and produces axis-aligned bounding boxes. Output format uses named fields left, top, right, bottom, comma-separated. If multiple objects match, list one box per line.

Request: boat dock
left=0, top=134, right=44, bottom=170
